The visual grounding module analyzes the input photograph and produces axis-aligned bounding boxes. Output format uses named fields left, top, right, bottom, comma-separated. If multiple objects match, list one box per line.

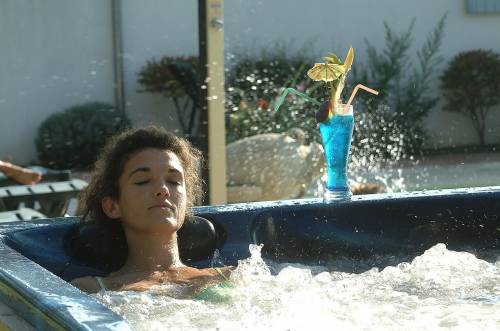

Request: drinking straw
left=343, top=84, right=379, bottom=115
left=274, top=87, right=322, bottom=113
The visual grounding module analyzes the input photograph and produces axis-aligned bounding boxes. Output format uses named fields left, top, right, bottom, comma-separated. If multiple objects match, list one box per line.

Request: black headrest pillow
left=66, top=215, right=219, bottom=272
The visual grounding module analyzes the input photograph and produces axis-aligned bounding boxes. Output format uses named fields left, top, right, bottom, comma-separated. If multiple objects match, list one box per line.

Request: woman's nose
left=155, top=181, right=170, bottom=197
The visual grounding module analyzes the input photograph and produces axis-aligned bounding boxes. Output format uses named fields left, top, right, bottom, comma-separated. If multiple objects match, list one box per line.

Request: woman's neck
left=119, top=230, right=184, bottom=274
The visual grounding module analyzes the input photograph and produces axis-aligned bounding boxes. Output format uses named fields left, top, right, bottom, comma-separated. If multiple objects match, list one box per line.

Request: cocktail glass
left=319, top=104, right=354, bottom=200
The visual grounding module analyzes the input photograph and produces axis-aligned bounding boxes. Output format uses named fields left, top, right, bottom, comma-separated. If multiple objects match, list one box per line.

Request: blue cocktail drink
left=319, top=105, right=353, bottom=200
left=273, top=47, right=377, bottom=200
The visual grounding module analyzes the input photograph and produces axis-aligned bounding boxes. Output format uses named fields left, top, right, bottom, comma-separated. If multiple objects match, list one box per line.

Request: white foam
left=95, top=244, right=500, bottom=331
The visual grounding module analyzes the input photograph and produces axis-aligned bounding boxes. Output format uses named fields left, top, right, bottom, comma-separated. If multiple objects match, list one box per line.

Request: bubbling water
left=95, top=244, right=500, bottom=331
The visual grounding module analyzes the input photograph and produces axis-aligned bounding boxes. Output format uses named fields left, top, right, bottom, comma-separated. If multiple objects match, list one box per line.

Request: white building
left=1, top=0, right=500, bottom=164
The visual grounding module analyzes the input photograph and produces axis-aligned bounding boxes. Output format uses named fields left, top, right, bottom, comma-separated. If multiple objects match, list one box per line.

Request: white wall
left=0, top=0, right=114, bottom=164
left=120, top=0, right=500, bottom=149
left=120, top=0, right=198, bottom=134
left=2, top=0, right=500, bottom=164
left=222, top=0, right=500, bottom=147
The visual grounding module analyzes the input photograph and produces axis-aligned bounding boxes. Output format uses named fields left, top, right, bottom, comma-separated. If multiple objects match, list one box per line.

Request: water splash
left=96, top=244, right=500, bottom=331
left=209, top=249, right=223, bottom=268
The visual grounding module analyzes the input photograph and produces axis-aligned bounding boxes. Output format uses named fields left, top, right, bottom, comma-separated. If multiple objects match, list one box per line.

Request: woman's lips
left=148, top=203, right=174, bottom=211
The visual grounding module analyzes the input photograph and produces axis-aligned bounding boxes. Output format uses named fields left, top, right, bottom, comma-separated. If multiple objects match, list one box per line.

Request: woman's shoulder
left=211, top=266, right=233, bottom=278
left=70, top=276, right=101, bottom=293
left=183, top=265, right=233, bottom=275
left=190, top=266, right=234, bottom=281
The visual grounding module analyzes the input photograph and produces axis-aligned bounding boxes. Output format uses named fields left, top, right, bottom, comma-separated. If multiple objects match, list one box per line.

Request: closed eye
left=134, top=180, right=150, bottom=185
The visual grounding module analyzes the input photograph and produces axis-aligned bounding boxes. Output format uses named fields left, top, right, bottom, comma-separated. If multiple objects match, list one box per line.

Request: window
left=467, top=0, right=500, bottom=13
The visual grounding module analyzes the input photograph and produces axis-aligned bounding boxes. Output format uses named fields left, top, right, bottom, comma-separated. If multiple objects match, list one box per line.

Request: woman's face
left=102, top=148, right=187, bottom=234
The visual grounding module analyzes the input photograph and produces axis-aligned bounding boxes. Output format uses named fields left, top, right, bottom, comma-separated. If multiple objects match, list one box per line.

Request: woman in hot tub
left=71, top=126, right=231, bottom=297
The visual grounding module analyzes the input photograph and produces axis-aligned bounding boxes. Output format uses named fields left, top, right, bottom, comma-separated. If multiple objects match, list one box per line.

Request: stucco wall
left=1, top=0, right=500, bottom=164
left=222, top=0, right=500, bottom=148
left=92, top=0, right=500, bottom=155
left=120, top=1, right=198, bottom=134
left=0, top=0, right=114, bottom=164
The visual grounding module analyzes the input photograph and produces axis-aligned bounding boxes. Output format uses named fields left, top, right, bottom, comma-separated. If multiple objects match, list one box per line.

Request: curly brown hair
left=78, top=125, right=204, bottom=225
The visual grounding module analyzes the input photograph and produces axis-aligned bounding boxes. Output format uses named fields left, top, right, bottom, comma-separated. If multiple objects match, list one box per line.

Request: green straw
left=274, top=88, right=322, bottom=112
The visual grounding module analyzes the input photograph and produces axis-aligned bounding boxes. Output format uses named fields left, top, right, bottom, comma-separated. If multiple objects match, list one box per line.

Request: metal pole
left=111, top=0, right=125, bottom=113
left=198, top=0, right=227, bottom=205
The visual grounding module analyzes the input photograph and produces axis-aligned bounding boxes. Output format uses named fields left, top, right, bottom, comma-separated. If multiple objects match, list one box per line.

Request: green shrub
left=137, top=55, right=200, bottom=98
left=137, top=56, right=201, bottom=137
left=350, top=15, right=446, bottom=163
left=225, top=15, right=445, bottom=171
left=36, top=102, right=131, bottom=169
left=440, top=49, right=500, bottom=146
left=226, top=46, right=326, bottom=144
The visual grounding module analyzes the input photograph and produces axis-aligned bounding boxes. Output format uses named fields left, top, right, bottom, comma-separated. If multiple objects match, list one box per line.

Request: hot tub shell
left=0, top=186, right=499, bottom=330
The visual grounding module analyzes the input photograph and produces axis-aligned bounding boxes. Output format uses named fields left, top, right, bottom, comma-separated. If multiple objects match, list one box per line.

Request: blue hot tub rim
left=0, top=186, right=499, bottom=330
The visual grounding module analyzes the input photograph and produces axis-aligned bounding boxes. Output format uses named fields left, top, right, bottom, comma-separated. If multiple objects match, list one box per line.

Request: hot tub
left=0, top=186, right=499, bottom=330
